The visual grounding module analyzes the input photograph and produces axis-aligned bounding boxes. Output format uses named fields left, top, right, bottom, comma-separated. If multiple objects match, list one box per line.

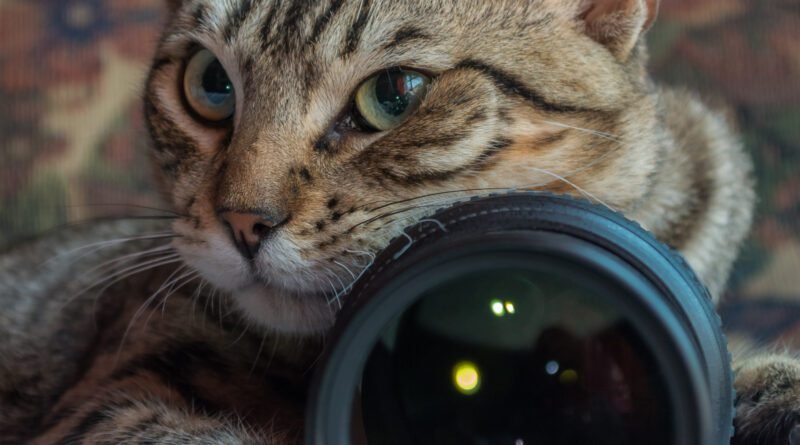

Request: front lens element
left=358, top=268, right=673, bottom=445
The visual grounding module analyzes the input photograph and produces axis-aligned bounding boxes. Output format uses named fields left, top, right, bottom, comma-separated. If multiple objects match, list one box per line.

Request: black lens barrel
left=307, top=193, right=734, bottom=445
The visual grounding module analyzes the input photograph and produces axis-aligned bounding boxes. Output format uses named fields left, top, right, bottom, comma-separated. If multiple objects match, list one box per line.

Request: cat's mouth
left=172, top=226, right=344, bottom=334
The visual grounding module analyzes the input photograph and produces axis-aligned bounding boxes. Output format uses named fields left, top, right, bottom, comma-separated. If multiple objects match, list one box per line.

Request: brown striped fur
left=2, top=0, right=795, bottom=443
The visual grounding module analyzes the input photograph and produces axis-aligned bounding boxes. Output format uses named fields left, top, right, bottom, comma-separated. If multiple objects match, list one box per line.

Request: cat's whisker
left=203, top=287, right=219, bottom=328
left=537, top=119, right=623, bottom=142
left=332, top=260, right=357, bottom=282
left=52, top=215, right=181, bottom=236
left=347, top=163, right=620, bottom=234
left=146, top=265, right=191, bottom=310
left=322, top=264, right=349, bottom=309
left=42, top=233, right=178, bottom=266
left=326, top=251, right=378, bottom=308
left=249, top=332, right=270, bottom=377
left=355, top=187, right=503, bottom=215
left=526, top=166, right=616, bottom=210
left=416, top=219, right=449, bottom=233
left=86, top=247, right=180, bottom=323
left=87, top=258, right=183, bottom=307
left=74, top=252, right=181, bottom=295
left=136, top=270, right=202, bottom=340
left=142, top=269, right=200, bottom=332
left=159, top=270, right=202, bottom=316
left=344, top=249, right=377, bottom=266
left=352, top=135, right=627, bottom=219
left=316, top=265, right=339, bottom=292
left=228, top=320, right=251, bottom=347
left=72, top=203, right=187, bottom=217
left=347, top=203, right=441, bottom=232
left=217, top=288, right=226, bottom=327
left=190, top=280, right=210, bottom=322
left=115, top=264, right=190, bottom=363
left=80, top=244, right=176, bottom=282
left=62, top=253, right=182, bottom=310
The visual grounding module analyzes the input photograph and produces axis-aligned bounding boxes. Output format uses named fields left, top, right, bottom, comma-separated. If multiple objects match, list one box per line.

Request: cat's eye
left=183, top=49, right=236, bottom=122
left=354, top=69, right=430, bottom=132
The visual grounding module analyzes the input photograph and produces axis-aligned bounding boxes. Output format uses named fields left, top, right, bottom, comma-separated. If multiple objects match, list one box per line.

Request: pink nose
left=219, top=211, right=280, bottom=259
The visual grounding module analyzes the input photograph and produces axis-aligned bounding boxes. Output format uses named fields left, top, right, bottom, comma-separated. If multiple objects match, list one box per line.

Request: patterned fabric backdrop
left=0, top=0, right=799, bottom=346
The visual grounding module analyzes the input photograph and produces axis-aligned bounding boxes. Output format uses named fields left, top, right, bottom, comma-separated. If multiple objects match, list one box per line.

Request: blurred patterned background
left=0, top=0, right=798, bottom=346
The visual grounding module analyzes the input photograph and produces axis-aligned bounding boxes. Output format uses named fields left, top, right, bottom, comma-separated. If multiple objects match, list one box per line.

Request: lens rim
left=306, top=193, right=732, bottom=445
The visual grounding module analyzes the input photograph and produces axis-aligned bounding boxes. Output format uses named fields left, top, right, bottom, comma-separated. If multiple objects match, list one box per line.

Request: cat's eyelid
left=356, top=65, right=438, bottom=85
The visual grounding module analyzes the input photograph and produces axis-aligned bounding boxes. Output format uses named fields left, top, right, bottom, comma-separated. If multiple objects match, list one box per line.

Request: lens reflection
left=359, top=269, right=672, bottom=445
left=453, top=361, right=481, bottom=395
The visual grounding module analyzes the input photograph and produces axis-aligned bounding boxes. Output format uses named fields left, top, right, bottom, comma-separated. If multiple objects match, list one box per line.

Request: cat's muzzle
left=307, top=192, right=734, bottom=445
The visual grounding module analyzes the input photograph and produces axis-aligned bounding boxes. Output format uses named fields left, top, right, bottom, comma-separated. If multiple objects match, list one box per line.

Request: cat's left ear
left=578, top=0, right=660, bottom=61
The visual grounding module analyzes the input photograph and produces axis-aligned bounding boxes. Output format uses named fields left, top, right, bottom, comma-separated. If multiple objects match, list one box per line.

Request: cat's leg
left=32, top=397, right=293, bottom=445
left=732, top=340, right=800, bottom=444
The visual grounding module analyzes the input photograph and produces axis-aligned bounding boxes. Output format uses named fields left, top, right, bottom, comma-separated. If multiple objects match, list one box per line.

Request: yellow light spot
left=505, top=302, right=516, bottom=314
left=491, top=300, right=505, bottom=317
left=559, top=369, right=579, bottom=384
left=453, top=361, right=481, bottom=395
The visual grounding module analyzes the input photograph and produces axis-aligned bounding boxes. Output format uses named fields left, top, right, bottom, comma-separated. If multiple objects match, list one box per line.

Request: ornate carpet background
left=1, top=0, right=799, bottom=346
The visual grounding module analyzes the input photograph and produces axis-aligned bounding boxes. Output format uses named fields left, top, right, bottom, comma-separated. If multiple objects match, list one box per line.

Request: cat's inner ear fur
left=577, top=0, right=660, bottom=61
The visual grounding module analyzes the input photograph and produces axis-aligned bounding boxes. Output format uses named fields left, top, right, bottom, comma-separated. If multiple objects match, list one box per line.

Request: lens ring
left=306, top=193, right=732, bottom=445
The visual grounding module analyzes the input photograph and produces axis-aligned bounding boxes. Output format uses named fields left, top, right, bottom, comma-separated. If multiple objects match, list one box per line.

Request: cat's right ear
left=576, top=0, right=660, bottom=61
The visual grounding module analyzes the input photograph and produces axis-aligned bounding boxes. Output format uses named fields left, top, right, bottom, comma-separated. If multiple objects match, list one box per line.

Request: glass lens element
left=358, top=269, right=673, bottom=445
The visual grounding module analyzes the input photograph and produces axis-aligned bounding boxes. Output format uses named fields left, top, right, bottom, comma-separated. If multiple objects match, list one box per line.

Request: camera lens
left=307, top=193, right=733, bottom=445
left=359, top=267, right=672, bottom=445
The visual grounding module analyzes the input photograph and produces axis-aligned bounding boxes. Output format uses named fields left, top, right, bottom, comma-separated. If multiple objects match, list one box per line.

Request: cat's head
left=144, top=0, right=662, bottom=334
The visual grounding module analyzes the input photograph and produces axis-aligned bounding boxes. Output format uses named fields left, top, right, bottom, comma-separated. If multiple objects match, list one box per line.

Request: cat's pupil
left=202, top=59, right=233, bottom=105
left=374, top=70, right=424, bottom=117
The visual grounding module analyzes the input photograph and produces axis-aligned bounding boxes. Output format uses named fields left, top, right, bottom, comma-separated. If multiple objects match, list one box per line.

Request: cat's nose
left=218, top=210, right=286, bottom=260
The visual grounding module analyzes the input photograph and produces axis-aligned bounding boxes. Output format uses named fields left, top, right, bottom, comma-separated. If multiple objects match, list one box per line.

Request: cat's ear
left=577, top=0, right=660, bottom=60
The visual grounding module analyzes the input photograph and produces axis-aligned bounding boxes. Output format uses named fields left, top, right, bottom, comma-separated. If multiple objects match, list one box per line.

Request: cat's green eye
left=354, top=69, right=430, bottom=132
left=183, top=49, right=235, bottom=122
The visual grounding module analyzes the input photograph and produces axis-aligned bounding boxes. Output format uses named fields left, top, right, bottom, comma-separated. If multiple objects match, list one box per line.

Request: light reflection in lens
left=490, top=299, right=516, bottom=317
left=491, top=300, right=505, bottom=317
left=559, top=369, right=579, bottom=384
left=453, top=361, right=481, bottom=395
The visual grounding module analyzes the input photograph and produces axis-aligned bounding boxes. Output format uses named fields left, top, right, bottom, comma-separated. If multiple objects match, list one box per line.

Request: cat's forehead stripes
left=164, top=0, right=632, bottom=117
left=147, top=0, right=638, bottom=205
left=181, top=0, right=374, bottom=56
left=148, top=0, right=651, bottom=220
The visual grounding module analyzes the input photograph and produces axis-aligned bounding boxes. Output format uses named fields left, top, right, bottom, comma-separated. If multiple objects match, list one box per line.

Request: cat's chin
left=231, top=283, right=335, bottom=335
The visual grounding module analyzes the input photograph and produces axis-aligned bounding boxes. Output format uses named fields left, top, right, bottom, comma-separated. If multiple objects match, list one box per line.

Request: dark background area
left=0, top=0, right=798, bottom=346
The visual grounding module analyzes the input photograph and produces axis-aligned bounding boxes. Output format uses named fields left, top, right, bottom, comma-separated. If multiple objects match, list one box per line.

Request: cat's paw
left=733, top=354, right=800, bottom=445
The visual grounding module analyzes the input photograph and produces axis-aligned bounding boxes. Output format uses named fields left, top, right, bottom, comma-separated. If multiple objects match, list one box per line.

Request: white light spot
left=491, top=299, right=505, bottom=316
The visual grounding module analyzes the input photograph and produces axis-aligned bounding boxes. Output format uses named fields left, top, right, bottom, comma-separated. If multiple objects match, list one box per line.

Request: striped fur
left=6, top=0, right=796, bottom=443
left=145, top=0, right=754, bottom=334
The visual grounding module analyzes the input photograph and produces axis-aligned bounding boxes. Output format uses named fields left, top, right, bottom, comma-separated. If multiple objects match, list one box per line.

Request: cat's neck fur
left=629, top=86, right=754, bottom=300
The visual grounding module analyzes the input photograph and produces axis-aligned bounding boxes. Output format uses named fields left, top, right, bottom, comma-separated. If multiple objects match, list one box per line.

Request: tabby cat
left=1, top=0, right=795, bottom=443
